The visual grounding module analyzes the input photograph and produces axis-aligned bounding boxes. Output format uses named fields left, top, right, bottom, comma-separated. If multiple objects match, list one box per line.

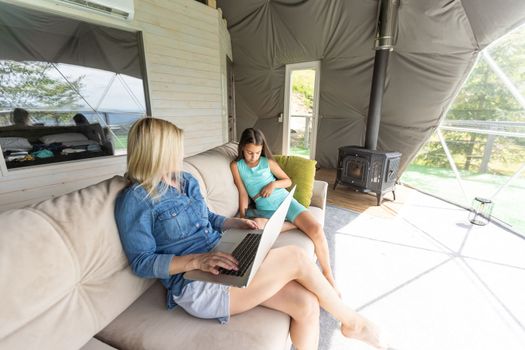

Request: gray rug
left=319, top=205, right=360, bottom=350
left=287, top=205, right=361, bottom=350
left=290, top=204, right=361, bottom=349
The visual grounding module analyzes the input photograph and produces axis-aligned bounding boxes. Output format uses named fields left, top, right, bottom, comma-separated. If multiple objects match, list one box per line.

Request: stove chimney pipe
left=365, top=0, right=400, bottom=150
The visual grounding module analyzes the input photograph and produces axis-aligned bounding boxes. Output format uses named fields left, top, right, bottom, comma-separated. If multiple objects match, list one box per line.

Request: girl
left=230, top=128, right=337, bottom=290
left=115, top=118, right=386, bottom=350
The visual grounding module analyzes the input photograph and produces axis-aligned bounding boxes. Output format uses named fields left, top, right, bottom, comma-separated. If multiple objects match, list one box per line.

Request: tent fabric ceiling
left=0, top=2, right=142, bottom=78
left=218, top=0, right=525, bottom=170
left=462, top=0, right=525, bottom=49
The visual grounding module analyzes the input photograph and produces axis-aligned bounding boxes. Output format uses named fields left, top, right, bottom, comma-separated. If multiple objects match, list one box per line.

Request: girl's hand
left=259, top=182, right=276, bottom=198
left=195, top=252, right=238, bottom=275
left=224, top=217, right=260, bottom=230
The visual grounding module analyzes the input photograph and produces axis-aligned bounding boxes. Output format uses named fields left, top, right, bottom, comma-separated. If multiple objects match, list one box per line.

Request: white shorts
left=173, top=280, right=231, bottom=324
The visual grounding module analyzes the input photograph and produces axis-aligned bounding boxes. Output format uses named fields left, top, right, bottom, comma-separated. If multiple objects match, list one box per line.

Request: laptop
left=184, top=186, right=296, bottom=288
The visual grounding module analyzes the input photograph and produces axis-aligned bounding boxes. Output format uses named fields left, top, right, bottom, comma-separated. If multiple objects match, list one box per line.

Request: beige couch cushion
left=81, top=338, right=118, bottom=350
left=0, top=176, right=153, bottom=350
left=184, top=142, right=239, bottom=217
left=97, top=282, right=291, bottom=350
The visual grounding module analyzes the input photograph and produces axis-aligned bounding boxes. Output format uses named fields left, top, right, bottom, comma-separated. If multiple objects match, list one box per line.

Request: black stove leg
left=376, top=193, right=382, bottom=206
left=333, top=179, right=339, bottom=190
left=392, top=190, right=396, bottom=201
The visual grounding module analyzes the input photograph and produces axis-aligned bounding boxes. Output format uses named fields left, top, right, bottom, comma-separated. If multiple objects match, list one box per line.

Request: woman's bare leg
left=294, top=211, right=337, bottom=289
left=230, top=246, right=386, bottom=349
left=255, top=281, right=320, bottom=350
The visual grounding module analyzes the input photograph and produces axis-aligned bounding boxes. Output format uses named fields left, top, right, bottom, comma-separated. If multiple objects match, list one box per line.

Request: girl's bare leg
left=294, top=211, right=337, bottom=289
left=253, top=217, right=268, bottom=229
left=281, top=221, right=297, bottom=232
left=230, top=246, right=386, bottom=349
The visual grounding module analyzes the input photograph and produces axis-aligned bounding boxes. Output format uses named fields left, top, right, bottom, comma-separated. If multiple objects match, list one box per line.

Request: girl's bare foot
left=253, top=217, right=268, bottom=229
left=341, top=315, right=388, bottom=349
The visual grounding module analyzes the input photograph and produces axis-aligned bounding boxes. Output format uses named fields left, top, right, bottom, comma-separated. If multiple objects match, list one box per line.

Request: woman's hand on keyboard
left=193, top=252, right=239, bottom=275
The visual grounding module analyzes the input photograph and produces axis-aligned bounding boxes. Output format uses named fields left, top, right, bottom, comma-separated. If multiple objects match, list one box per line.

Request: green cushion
left=274, top=155, right=316, bottom=207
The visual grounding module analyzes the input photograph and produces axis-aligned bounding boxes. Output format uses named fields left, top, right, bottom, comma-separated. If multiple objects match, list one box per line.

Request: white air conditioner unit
left=54, top=0, right=134, bottom=20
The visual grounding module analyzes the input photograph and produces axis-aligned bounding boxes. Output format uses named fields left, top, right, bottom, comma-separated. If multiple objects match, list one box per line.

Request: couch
left=0, top=142, right=328, bottom=350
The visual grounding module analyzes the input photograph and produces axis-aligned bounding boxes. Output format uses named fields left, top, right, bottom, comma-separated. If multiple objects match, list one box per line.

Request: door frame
left=282, top=60, right=321, bottom=159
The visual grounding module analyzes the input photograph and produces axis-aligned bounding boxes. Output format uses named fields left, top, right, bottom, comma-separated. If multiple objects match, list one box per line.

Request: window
left=400, top=24, right=525, bottom=235
left=0, top=2, right=150, bottom=170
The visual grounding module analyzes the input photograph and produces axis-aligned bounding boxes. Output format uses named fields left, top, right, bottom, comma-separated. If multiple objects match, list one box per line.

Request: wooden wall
left=0, top=0, right=232, bottom=211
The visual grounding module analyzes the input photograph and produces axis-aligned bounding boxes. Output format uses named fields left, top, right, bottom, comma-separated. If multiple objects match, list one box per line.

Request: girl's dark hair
left=236, top=128, right=273, bottom=161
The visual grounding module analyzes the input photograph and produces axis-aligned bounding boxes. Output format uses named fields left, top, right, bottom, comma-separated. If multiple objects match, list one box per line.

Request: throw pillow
left=0, top=137, right=33, bottom=152
left=61, top=139, right=100, bottom=147
left=40, top=132, right=88, bottom=145
left=274, top=155, right=316, bottom=207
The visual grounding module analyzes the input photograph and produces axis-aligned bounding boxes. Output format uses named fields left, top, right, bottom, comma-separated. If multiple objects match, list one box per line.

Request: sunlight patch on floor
left=324, top=192, right=525, bottom=350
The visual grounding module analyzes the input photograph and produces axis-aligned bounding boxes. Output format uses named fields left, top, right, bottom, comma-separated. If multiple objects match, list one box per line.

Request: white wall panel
left=0, top=0, right=232, bottom=211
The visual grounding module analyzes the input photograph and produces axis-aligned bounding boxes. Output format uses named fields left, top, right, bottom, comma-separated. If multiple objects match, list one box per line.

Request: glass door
left=282, top=61, right=320, bottom=159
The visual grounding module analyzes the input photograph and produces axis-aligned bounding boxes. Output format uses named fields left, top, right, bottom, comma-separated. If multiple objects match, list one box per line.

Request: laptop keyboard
left=219, top=233, right=261, bottom=276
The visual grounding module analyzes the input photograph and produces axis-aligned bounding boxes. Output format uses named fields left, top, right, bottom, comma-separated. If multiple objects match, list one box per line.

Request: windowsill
left=1, top=153, right=126, bottom=176
left=6, top=151, right=110, bottom=169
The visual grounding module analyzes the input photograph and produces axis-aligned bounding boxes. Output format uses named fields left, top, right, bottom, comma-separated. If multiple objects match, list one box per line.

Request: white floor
left=324, top=191, right=525, bottom=350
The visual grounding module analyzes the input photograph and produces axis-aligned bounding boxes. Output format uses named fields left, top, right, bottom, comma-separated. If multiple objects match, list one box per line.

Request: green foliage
left=291, top=70, right=315, bottom=112
left=0, top=61, right=83, bottom=109
left=414, top=135, right=525, bottom=176
left=449, top=28, right=525, bottom=121
left=290, top=146, right=310, bottom=157
left=412, top=26, right=525, bottom=175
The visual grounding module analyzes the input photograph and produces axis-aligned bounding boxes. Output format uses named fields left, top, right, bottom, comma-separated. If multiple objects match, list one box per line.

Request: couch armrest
left=310, top=180, right=328, bottom=210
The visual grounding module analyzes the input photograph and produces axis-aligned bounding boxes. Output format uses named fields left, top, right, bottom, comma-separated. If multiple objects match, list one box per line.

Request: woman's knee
left=285, top=245, right=310, bottom=263
left=273, top=246, right=311, bottom=273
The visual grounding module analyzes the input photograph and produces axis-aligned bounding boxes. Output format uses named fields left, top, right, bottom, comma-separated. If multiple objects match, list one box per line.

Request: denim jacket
left=114, top=172, right=226, bottom=309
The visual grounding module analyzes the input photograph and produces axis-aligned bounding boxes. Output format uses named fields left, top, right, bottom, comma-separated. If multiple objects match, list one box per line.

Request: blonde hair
left=126, top=117, right=184, bottom=199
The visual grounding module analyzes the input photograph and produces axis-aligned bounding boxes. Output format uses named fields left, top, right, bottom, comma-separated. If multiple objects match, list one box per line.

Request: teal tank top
left=236, top=157, right=288, bottom=211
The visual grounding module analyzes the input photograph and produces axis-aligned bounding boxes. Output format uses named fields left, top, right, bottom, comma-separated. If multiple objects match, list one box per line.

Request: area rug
left=320, top=205, right=361, bottom=350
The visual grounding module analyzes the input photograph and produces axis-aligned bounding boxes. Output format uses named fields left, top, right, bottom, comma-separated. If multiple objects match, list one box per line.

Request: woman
left=115, top=118, right=386, bottom=350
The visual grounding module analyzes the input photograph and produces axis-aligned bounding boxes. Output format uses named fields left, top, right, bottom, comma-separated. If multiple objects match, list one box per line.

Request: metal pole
left=365, top=49, right=390, bottom=150
left=364, top=0, right=399, bottom=150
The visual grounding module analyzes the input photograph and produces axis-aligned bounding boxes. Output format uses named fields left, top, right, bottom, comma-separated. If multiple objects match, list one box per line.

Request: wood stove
left=333, top=0, right=402, bottom=206
left=334, top=146, right=401, bottom=205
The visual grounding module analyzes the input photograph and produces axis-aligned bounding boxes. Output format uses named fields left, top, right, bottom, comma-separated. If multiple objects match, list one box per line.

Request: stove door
left=341, top=155, right=369, bottom=187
